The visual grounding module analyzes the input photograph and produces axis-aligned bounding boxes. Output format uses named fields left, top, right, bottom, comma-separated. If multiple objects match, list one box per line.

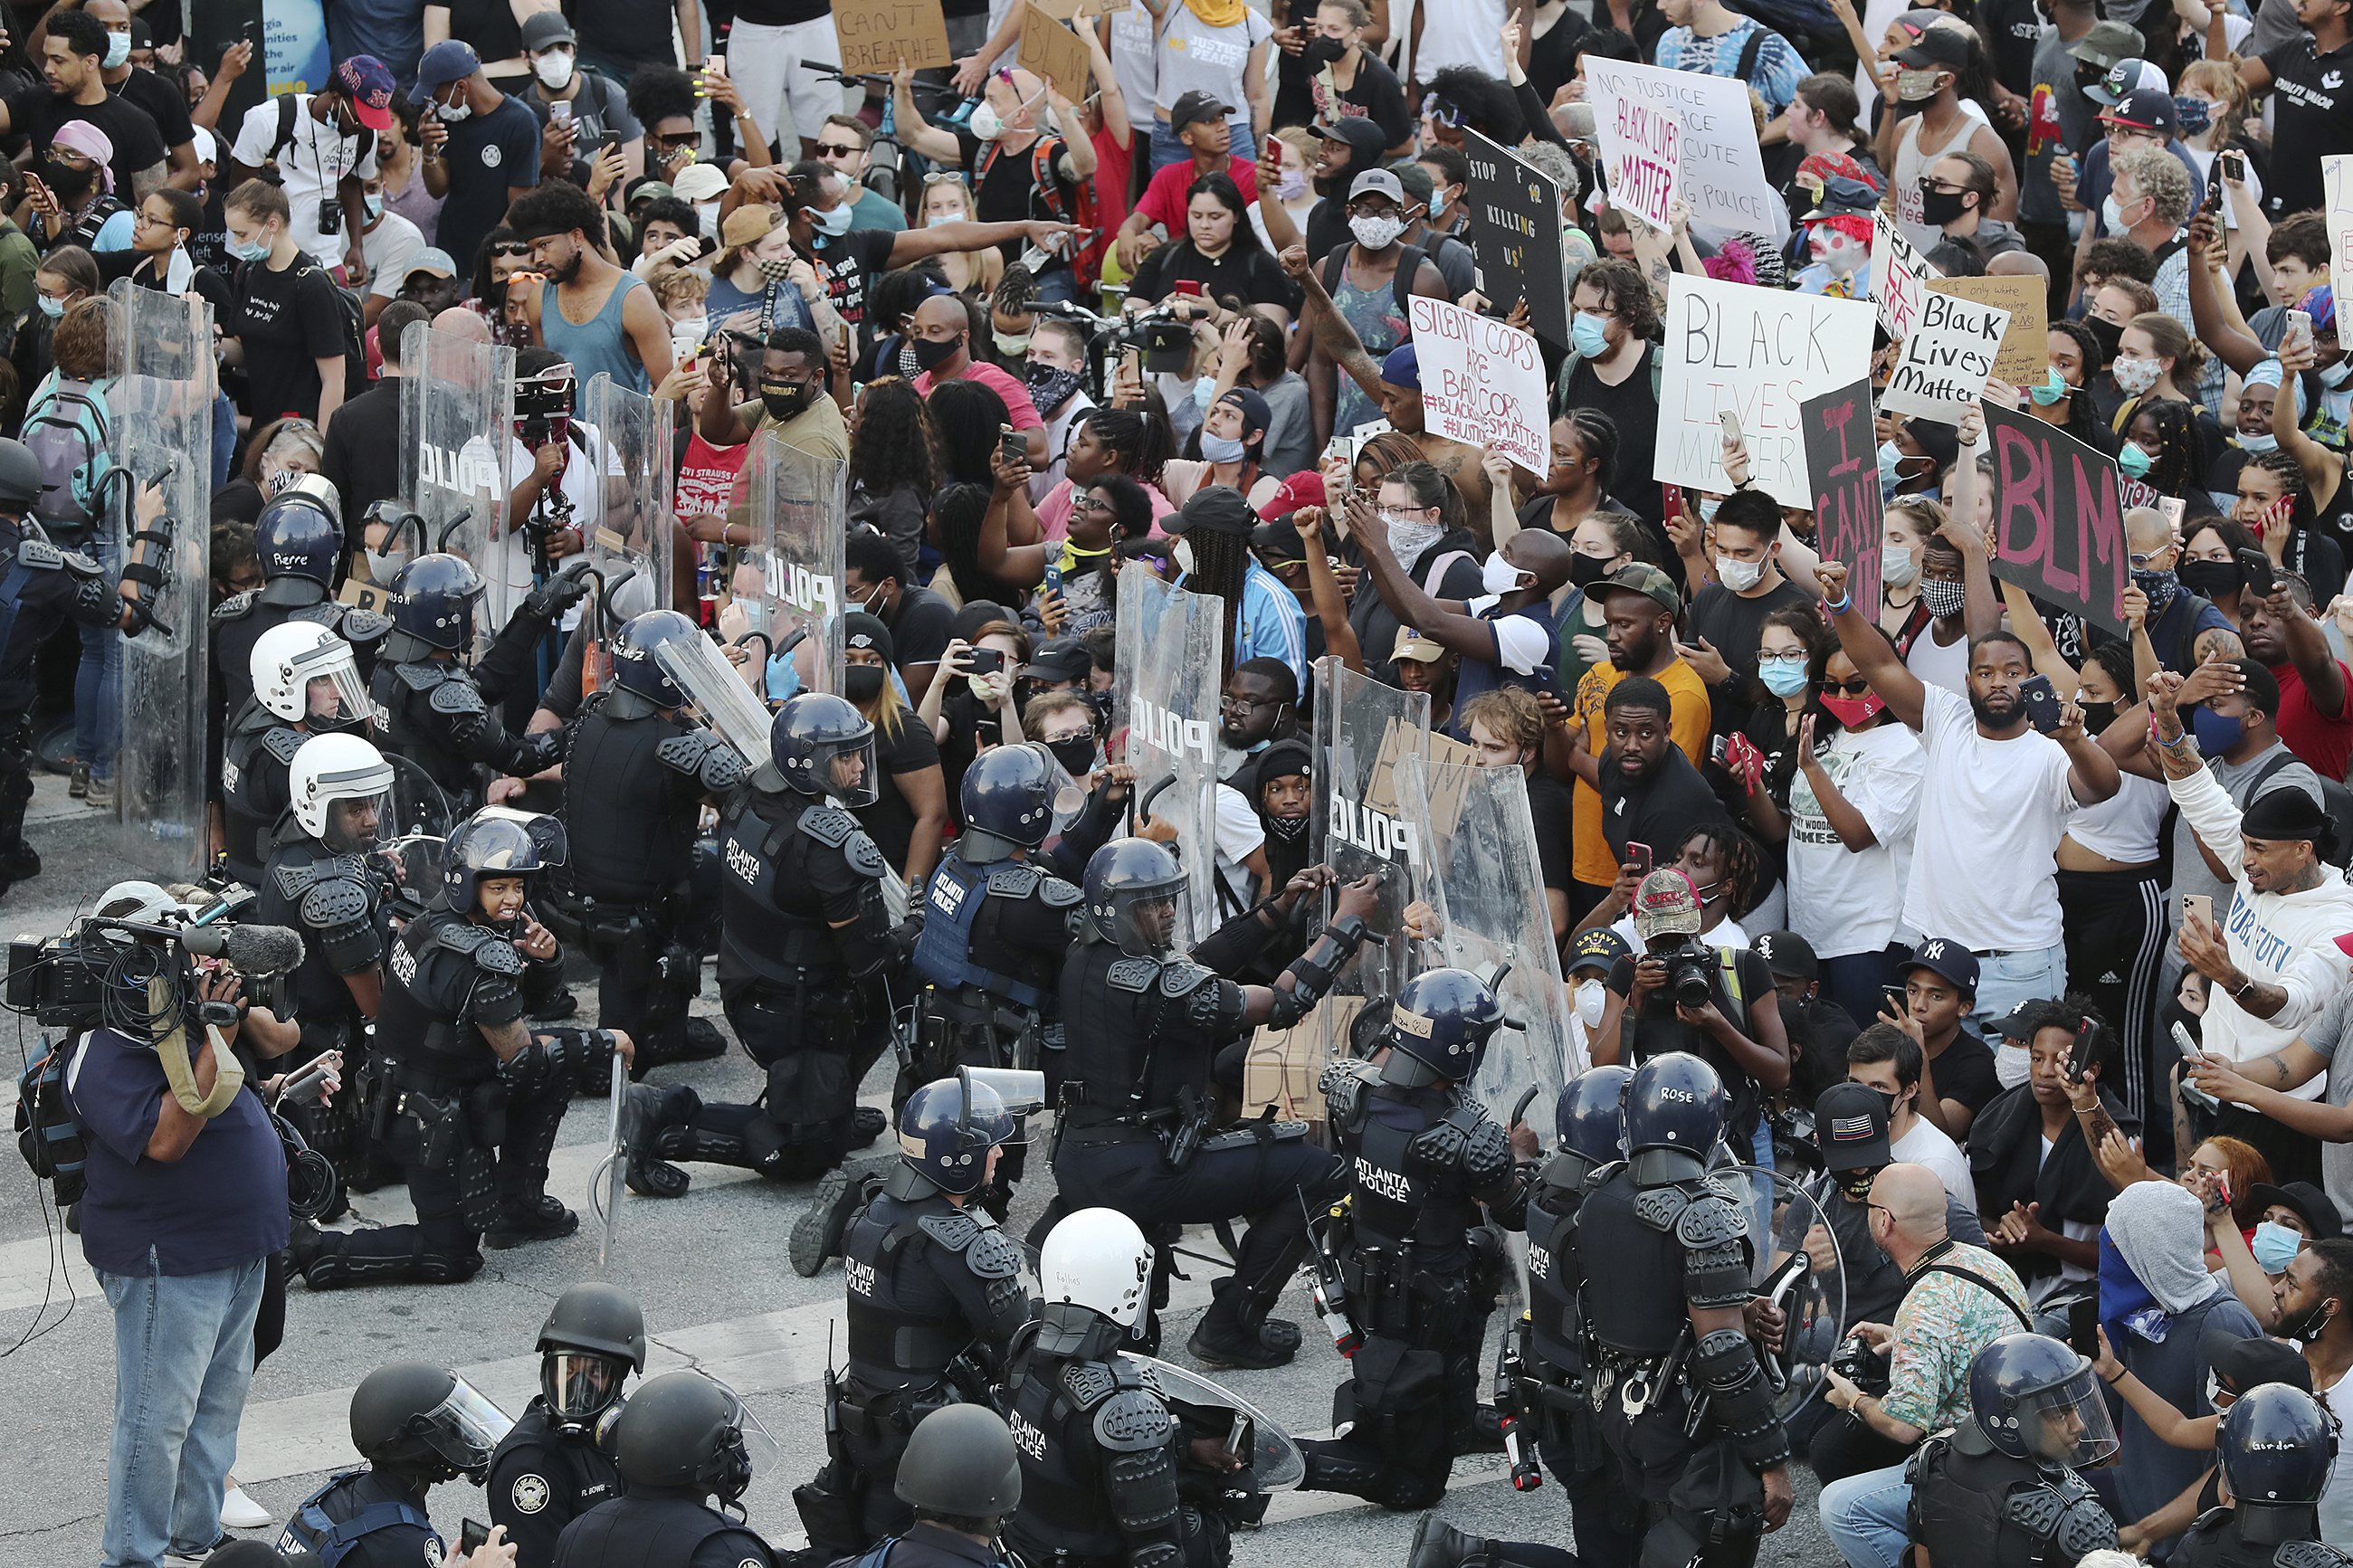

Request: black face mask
left=843, top=665, right=886, bottom=703
left=1569, top=551, right=1611, bottom=587
left=2086, top=314, right=2125, bottom=362
left=2178, top=557, right=2244, bottom=600
left=1265, top=812, right=1310, bottom=842
left=912, top=334, right=963, bottom=372
left=1047, top=735, right=1097, bottom=775
left=2078, top=700, right=2118, bottom=735
left=1834, top=1166, right=1883, bottom=1202
left=760, top=382, right=815, bottom=422
left=1303, top=35, right=1348, bottom=66
left=1919, top=187, right=1969, bottom=228
left=41, top=158, right=95, bottom=204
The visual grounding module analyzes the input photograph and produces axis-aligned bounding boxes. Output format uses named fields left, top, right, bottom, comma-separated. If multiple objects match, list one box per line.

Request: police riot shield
left=1136, top=1355, right=1306, bottom=1490
left=650, top=623, right=776, bottom=775
left=107, top=282, right=214, bottom=880
left=1725, top=1165, right=1845, bottom=1417
left=1309, top=660, right=1436, bottom=1031
left=729, top=429, right=844, bottom=697
left=591, top=1053, right=629, bottom=1269
left=1111, top=568, right=1224, bottom=944
left=399, top=323, right=516, bottom=644
left=579, top=375, right=674, bottom=628
left=385, top=754, right=457, bottom=841
left=1396, top=754, right=1573, bottom=1126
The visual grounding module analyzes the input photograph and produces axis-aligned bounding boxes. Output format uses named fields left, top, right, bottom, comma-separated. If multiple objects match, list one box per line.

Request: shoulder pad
left=1060, top=1360, right=1118, bottom=1410
left=262, top=726, right=307, bottom=765
left=1107, top=957, right=1159, bottom=993
left=1407, top=1117, right=1470, bottom=1173
left=1319, top=1059, right=1376, bottom=1127
left=1676, top=1190, right=1748, bottom=1250
left=1093, top=1386, right=1174, bottom=1452
left=2277, top=1543, right=2353, bottom=1568
left=1159, top=958, right=1215, bottom=997
left=300, top=876, right=372, bottom=931
left=1039, top=875, right=1082, bottom=908
left=967, top=1225, right=1022, bottom=1280
left=212, top=588, right=259, bottom=622
left=396, top=660, right=453, bottom=692
left=60, top=548, right=100, bottom=576
left=2005, top=1477, right=2117, bottom=1558
left=919, top=1211, right=983, bottom=1251
left=435, top=920, right=528, bottom=976
left=1632, top=1183, right=1689, bottom=1233
left=339, top=607, right=391, bottom=643
left=986, top=863, right=1043, bottom=898
left=1461, top=1117, right=1514, bottom=1185
left=428, top=679, right=487, bottom=717
left=656, top=732, right=710, bottom=775
left=288, top=602, right=340, bottom=627
left=798, top=804, right=858, bottom=846
left=15, top=538, right=62, bottom=570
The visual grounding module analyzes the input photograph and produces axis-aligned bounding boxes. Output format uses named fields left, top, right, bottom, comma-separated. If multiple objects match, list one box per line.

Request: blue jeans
left=98, top=1250, right=267, bottom=1568
left=75, top=535, right=120, bottom=781
left=1148, top=119, right=1257, bottom=174
left=1818, top=1460, right=1913, bottom=1568
left=1973, top=941, right=2067, bottom=1088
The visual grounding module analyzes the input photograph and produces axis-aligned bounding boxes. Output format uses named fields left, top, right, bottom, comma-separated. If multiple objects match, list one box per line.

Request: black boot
left=1186, top=1277, right=1302, bottom=1370
left=625, top=1085, right=698, bottom=1198
left=849, top=1105, right=887, bottom=1147
left=790, top=1160, right=881, bottom=1277
left=485, top=1193, right=579, bottom=1249
left=679, top=1014, right=729, bottom=1059
left=1408, top=1515, right=1493, bottom=1568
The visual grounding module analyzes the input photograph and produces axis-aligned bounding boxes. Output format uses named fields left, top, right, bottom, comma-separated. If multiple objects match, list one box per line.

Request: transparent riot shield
left=386, top=754, right=457, bottom=841
left=1136, top=1355, right=1306, bottom=1489
left=651, top=625, right=776, bottom=775
left=399, top=323, right=515, bottom=643
left=1111, top=568, right=1224, bottom=943
left=1725, top=1165, right=1845, bottom=1417
left=579, top=375, right=674, bottom=626
left=108, top=282, right=214, bottom=880
left=1309, top=660, right=1436, bottom=1029
left=729, top=430, right=845, bottom=697
left=1397, top=754, right=1573, bottom=1126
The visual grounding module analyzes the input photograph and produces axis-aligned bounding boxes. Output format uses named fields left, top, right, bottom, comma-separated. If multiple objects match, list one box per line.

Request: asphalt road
left=0, top=771, right=1838, bottom=1566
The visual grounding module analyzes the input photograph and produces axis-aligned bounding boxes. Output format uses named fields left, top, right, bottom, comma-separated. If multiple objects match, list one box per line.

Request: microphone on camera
left=91, top=919, right=308, bottom=977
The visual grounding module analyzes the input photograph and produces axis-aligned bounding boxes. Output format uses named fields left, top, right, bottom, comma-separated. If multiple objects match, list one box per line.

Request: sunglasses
left=1817, top=677, right=1872, bottom=697
left=649, top=131, right=700, bottom=149
left=816, top=141, right=863, bottom=157
left=492, top=242, right=532, bottom=257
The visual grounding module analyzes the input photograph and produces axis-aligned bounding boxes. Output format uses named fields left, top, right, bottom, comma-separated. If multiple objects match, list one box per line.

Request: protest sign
left=1929, top=272, right=2047, bottom=386
left=1985, top=403, right=2129, bottom=638
left=834, top=0, right=953, bottom=75
left=1881, top=288, right=2012, bottom=424
left=1461, top=129, right=1568, bottom=348
left=1654, top=273, right=1876, bottom=508
left=1581, top=57, right=1786, bottom=242
left=1800, top=379, right=1883, bottom=616
left=2327, top=157, right=2353, bottom=314
left=1407, top=296, right=1549, bottom=475
left=1015, top=5, right=1090, bottom=100
left=1589, top=70, right=1681, bottom=233
left=1869, top=212, right=1936, bottom=341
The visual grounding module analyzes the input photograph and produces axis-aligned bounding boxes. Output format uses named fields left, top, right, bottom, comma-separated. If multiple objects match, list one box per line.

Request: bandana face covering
left=1920, top=578, right=1967, bottom=619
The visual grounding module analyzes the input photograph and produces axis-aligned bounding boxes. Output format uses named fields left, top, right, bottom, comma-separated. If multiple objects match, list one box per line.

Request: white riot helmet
left=249, top=621, right=371, bottom=727
left=1038, top=1207, right=1152, bottom=1328
left=289, top=733, right=396, bottom=854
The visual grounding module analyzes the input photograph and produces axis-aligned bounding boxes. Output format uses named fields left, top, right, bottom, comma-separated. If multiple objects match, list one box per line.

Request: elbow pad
left=497, top=1039, right=554, bottom=1098
left=1264, top=916, right=1369, bottom=1029
left=1693, top=1326, right=1790, bottom=1470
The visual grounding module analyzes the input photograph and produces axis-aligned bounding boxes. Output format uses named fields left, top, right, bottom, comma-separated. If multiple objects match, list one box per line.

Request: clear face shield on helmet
left=1110, top=876, right=1190, bottom=957
left=418, top=1374, right=515, bottom=1477
left=700, top=1373, right=779, bottom=1486
left=814, top=732, right=881, bottom=809
left=543, top=1350, right=628, bottom=1426
left=470, top=804, right=570, bottom=870
left=1021, top=741, right=1089, bottom=835
left=319, top=781, right=395, bottom=855
left=2015, top=1364, right=2122, bottom=1468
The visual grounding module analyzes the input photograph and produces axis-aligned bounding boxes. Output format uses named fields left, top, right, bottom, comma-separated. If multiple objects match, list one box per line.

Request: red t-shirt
left=2272, top=657, right=2353, bottom=782
left=1083, top=122, right=1135, bottom=288
left=676, top=432, right=748, bottom=519
left=914, top=361, right=1044, bottom=429
left=1131, top=154, right=1260, bottom=233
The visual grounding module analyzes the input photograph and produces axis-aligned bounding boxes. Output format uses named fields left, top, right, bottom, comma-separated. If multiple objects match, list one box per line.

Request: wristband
left=1824, top=593, right=1853, bottom=614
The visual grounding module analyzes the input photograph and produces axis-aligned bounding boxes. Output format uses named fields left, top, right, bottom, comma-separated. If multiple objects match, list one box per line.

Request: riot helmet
left=288, top=733, right=395, bottom=854
left=1969, top=1333, right=2120, bottom=1468
left=895, top=1404, right=1024, bottom=1517
left=609, top=1371, right=758, bottom=1503
left=897, top=1069, right=1016, bottom=1195
left=348, top=1362, right=511, bottom=1481
left=1623, top=1052, right=1727, bottom=1156
left=0, top=437, right=41, bottom=510
left=1379, top=966, right=1505, bottom=1087
left=1555, top=1064, right=1633, bottom=1164
left=1039, top=1206, right=1153, bottom=1329
left=443, top=806, right=567, bottom=913
left=610, top=610, right=699, bottom=708
left=958, top=742, right=1084, bottom=860
left=770, top=692, right=879, bottom=807
left=249, top=622, right=371, bottom=728
left=1082, top=837, right=1188, bottom=955
left=253, top=476, right=344, bottom=598
left=536, top=1282, right=646, bottom=1435
left=2220, top=1383, right=2338, bottom=1544
left=388, top=553, right=487, bottom=651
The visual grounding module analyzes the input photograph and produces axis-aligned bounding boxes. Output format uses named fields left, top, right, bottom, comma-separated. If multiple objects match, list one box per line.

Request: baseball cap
left=1379, top=341, right=1419, bottom=389
left=1597, top=562, right=1680, bottom=615
left=2069, top=21, right=2146, bottom=71
left=1906, top=937, right=1979, bottom=999
left=1348, top=167, right=1406, bottom=205
left=1814, top=1081, right=1892, bottom=1172
left=1258, top=470, right=1325, bottom=522
left=2099, top=86, right=2179, bottom=136
left=1314, top=117, right=1388, bottom=165
left=1170, top=89, right=1233, bottom=132
left=2089, top=57, right=2169, bottom=107
left=1218, top=386, right=1272, bottom=435
left=672, top=164, right=730, bottom=203
left=1751, top=931, right=1818, bottom=983
left=332, top=55, right=397, bottom=132
left=403, top=248, right=458, bottom=281
left=414, top=38, right=481, bottom=94
left=1392, top=159, right=1435, bottom=206
left=2201, top=1326, right=2315, bottom=1396
left=1632, top=868, right=1702, bottom=940
left=1167, top=484, right=1255, bottom=537
left=1985, top=1004, right=2039, bottom=1044
left=2249, top=1182, right=2345, bottom=1242
left=520, top=10, right=577, bottom=50
left=1803, top=176, right=1881, bottom=223
left=1892, top=26, right=1969, bottom=70
left=1022, top=638, right=1091, bottom=684
left=720, top=205, right=775, bottom=249
left=1568, top=927, right=1632, bottom=976
left=1393, top=626, right=1448, bottom=662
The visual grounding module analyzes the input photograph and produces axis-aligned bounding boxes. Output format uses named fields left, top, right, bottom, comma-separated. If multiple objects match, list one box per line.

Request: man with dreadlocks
left=1167, top=487, right=1306, bottom=692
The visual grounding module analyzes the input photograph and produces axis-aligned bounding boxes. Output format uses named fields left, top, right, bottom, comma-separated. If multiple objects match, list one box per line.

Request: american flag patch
left=1830, top=1115, right=1876, bottom=1141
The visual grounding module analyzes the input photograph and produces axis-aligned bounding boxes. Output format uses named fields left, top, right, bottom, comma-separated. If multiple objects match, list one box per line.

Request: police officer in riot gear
left=488, top=1282, right=644, bottom=1566
left=794, top=1073, right=1031, bottom=1558
left=1909, top=1333, right=2120, bottom=1568
left=371, top=551, right=586, bottom=805
left=211, top=476, right=387, bottom=727
left=552, top=608, right=737, bottom=1077
left=281, top=1361, right=509, bottom=1566
left=1057, top=837, right=1379, bottom=1369
left=886, top=1404, right=1024, bottom=1568
left=2176, top=1383, right=2353, bottom=1568
left=552, top=1371, right=778, bottom=1568
left=291, top=807, right=634, bottom=1287
left=219, top=622, right=374, bottom=888
left=1004, top=1206, right=1248, bottom=1568
left=1300, top=967, right=1530, bottom=1510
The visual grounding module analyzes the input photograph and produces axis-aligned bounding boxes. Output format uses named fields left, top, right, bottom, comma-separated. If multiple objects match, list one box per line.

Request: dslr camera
left=1651, top=938, right=1719, bottom=1010
left=1831, top=1330, right=1891, bottom=1395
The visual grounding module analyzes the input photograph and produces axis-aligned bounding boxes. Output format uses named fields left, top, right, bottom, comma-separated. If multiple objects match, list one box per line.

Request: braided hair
left=1675, top=821, right=1763, bottom=922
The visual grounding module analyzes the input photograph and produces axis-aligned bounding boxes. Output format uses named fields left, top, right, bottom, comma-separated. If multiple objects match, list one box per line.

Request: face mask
left=2112, top=355, right=2162, bottom=396
left=2101, top=193, right=2130, bottom=234
left=2238, top=430, right=2279, bottom=453
left=1048, top=736, right=1097, bottom=775
left=1878, top=441, right=1916, bottom=493
left=1899, top=66, right=1947, bottom=100
left=912, top=334, right=963, bottom=373
left=1201, top=430, right=1248, bottom=462
left=2029, top=366, right=2073, bottom=405
left=1834, top=1167, right=1882, bottom=1202
left=1024, top=363, right=1083, bottom=414
left=2172, top=95, right=2214, bottom=135
left=2086, top=315, right=2124, bottom=361
left=754, top=253, right=798, bottom=282
left=1569, top=551, right=1611, bottom=587
left=435, top=94, right=473, bottom=123
left=2253, top=1221, right=2304, bottom=1273
left=1387, top=515, right=1445, bottom=563
left=1570, top=311, right=1612, bottom=358
left=1574, top=978, right=1608, bottom=1028
left=1881, top=543, right=1920, bottom=586
left=843, top=665, right=887, bottom=703
left=536, top=51, right=575, bottom=90
left=1920, top=186, right=1967, bottom=227
left=1718, top=556, right=1765, bottom=593
left=1350, top=214, right=1405, bottom=250
left=366, top=548, right=408, bottom=582
left=2178, top=557, right=2243, bottom=599
left=362, top=192, right=386, bottom=223
left=761, top=384, right=815, bottom=422
left=1698, top=496, right=1721, bottom=524
left=1920, top=577, right=1967, bottom=619
left=2079, top=699, right=2118, bottom=734
left=1822, top=689, right=1886, bottom=727
left=2117, top=440, right=2154, bottom=479
left=1482, top=551, right=1529, bottom=596
left=810, top=202, right=853, bottom=237
left=1430, top=187, right=1453, bottom=217
left=1278, top=167, right=1307, bottom=202
left=1173, top=537, right=1195, bottom=575
left=36, top=294, right=64, bottom=319
left=994, top=328, right=1031, bottom=356
left=1761, top=658, right=1810, bottom=698
left=2320, top=361, right=2353, bottom=391
left=264, top=466, right=302, bottom=495
left=1266, top=811, right=1310, bottom=843
left=2277, top=1297, right=2338, bottom=1343
left=970, top=103, right=1005, bottom=141
left=2192, top=702, right=2245, bottom=755
left=1193, top=375, right=1217, bottom=410
left=2132, top=566, right=2180, bottom=615
left=226, top=228, right=272, bottom=262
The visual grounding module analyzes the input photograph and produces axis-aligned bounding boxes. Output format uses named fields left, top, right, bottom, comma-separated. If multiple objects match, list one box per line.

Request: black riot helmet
left=1968, top=1333, right=2120, bottom=1468
left=388, top=552, right=487, bottom=651
left=0, top=437, right=42, bottom=510
left=443, top=806, right=567, bottom=911
left=1380, top=966, right=1506, bottom=1087
left=253, top=477, right=345, bottom=598
left=895, top=1403, right=1024, bottom=1517
left=770, top=691, right=879, bottom=806
left=609, top=1372, right=756, bottom=1503
left=610, top=610, right=699, bottom=708
left=1554, top=1063, right=1633, bottom=1164
left=1081, top=836, right=1188, bottom=955
left=349, top=1362, right=510, bottom=1482
left=1623, top=1051, right=1727, bottom=1156
left=536, top=1283, right=647, bottom=1434
left=2221, top=1383, right=2339, bottom=1543
left=959, top=742, right=1079, bottom=857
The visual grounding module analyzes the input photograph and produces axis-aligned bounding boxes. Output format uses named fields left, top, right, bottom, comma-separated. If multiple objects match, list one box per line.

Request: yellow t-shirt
left=1570, top=658, right=1714, bottom=887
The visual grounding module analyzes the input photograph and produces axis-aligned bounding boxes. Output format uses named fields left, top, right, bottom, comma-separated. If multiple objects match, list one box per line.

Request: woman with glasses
left=100, top=187, right=203, bottom=292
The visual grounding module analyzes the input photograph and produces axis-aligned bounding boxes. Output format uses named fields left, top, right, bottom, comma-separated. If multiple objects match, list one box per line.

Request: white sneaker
left=220, top=1483, right=274, bottom=1529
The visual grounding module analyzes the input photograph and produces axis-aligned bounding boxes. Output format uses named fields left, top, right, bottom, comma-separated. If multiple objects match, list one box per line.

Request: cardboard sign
left=1929, top=272, right=2048, bottom=387
left=1580, top=57, right=1786, bottom=242
left=1985, top=403, right=2129, bottom=638
left=1881, top=288, right=2013, bottom=424
left=1800, top=379, right=1884, bottom=620
left=1654, top=273, right=1877, bottom=509
left=1015, top=4, right=1091, bottom=101
left=1869, top=212, right=1937, bottom=342
left=2326, top=157, right=2353, bottom=318
left=833, top=0, right=953, bottom=77
left=1406, top=296, right=1550, bottom=476
left=1461, top=129, right=1568, bottom=348
left=1589, top=71, right=1681, bottom=233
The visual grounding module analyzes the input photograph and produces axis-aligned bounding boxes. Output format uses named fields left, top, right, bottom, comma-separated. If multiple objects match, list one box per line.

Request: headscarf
left=53, top=120, right=116, bottom=194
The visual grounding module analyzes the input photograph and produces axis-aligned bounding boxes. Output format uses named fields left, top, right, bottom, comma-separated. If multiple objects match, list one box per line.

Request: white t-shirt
left=2062, top=769, right=2167, bottom=864
left=1155, top=5, right=1274, bottom=123
left=1905, top=621, right=1971, bottom=697
left=2189, top=141, right=2263, bottom=230
left=456, top=422, right=629, bottom=633
left=1414, top=0, right=1510, bottom=78
left=359, top=210, right=426, bottom=301
left=1891, top=1115, right=1973, bottom=1207
left=229, top=95, right=380, bottom=268
left=1786, top=721, right=1925, bottom=958
left=1890, top=100, right=1991, bottom=255
left=1109, top=4, right=1159, bottom=133
left=1465, top=594, right=1552, bottom=675
left=1904, top=682, right=2081, bottom=954
left=1212, top=781, right=1268, bottom=914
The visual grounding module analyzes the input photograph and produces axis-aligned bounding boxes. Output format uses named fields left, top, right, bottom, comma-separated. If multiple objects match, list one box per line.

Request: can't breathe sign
left=1406, top=297, right=1549, bottom=476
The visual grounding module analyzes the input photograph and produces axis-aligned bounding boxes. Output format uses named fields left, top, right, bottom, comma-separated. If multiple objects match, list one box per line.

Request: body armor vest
left=566, top=698, right=695, bottom=900
left=1574, top=1165, right=1701, bottom=1358
left=547, top=1489, right=753, bottom=1568
left=844, top=1191, right=987, bottom=1392
left=718, top=788, right=846, bottom=985
left=376, top=911, right=501, bottom=1087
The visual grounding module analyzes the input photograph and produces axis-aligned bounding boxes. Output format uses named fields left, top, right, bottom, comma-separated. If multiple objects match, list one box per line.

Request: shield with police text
left=400, top=323, right=516, bottom=646
left=1309, top=660, right=1437, bottom=1024
left=1725, top=1164, right=1845, bottom=1417
left=1111, top=568, right=1224, bottom=943
left=728, top=429, right=845, bottom=696
left=580, top=375, right=675, bottom=629
left=107, top=281, right=214, bottom=880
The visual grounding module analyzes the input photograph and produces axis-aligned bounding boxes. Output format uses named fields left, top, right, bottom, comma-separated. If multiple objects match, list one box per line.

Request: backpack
left=233, top=260, right=371, bottom=407
left=978, top=134, right=1099, bottom=287
left=22, top=380, right=109, bottom=544
left=2245, top=749, right=2353, bottom=870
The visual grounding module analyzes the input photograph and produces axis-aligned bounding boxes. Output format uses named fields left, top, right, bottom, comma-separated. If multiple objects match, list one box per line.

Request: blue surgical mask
left=2191, top=703, right=2244, bottom=755
left=2118, top=440, right=2154, bottom=479
left=1200, top=431, right=1247, bottom=462
left=1759, top=656, right=1810, bottom=697
left=810, top=202, right=853, bottom=236
left=1570, top=311, right=1611, bottom=358
left=2240, top=431, right=2280, bottom=453
left=102, top=30, right=129, bottom=68
left=2253, top=1221, right=2304, bottom=1274
left=2029, top=366, right=2072, bottom=405
left=1431, top=187, right=1451, bottom=217
left=1698, top=496, right=1721, bottom=523
left=226, top=230, right=272, bottom=262
left=1192, top=375, right=1217, bottom=409
left=36, top=295, right=64, bottom=318
left=1877, top=441, right=1908, bottom=495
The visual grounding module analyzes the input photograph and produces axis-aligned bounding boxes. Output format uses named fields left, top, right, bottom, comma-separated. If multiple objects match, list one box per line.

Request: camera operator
left=59, top=889, right=288, bottom=1568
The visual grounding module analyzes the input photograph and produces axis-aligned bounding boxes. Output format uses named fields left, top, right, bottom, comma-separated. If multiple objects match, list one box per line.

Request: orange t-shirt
left=1570, top=658, right=1714, bottom=887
